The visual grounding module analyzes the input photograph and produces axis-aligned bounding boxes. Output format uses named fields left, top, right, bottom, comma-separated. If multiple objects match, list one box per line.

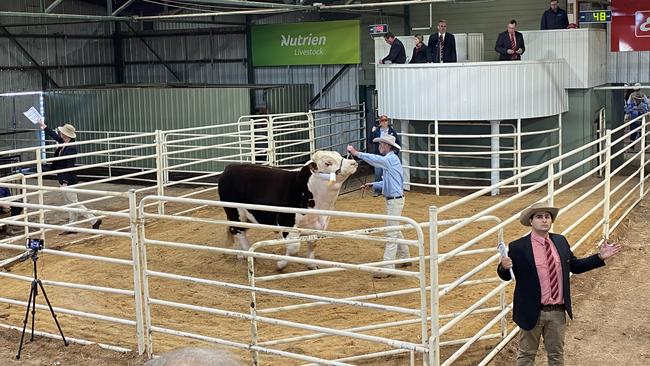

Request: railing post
left=558, top=113, right=563, bottom=184
left=154, top=130, right=165, bottom=215
left=547, top=164, right=555, bottom=207
left=603, top=129, right=612, bottom=239
left=247, top=253, right=260, bottom=365
left=641, top=116, right=646, bottom=198
left=516, top=118, right=522, bottom=193
left=267, top=116, right=276, bottom=165
left=35, top=150, right=45, bottom=240
left=434, top=120, right=440, bottom=196
left=128, top=189, right=145, bottom=355
left=428, top=206, right=439, bottom=366
left=307, top=110, right=316, bottom=156
left=21, top=174, right=28, bottom=237
left=490, top=120, right=500, bottom=196
left=137, top=197, right=154, bottom=357
left=106, top=131, right=113, bottom=178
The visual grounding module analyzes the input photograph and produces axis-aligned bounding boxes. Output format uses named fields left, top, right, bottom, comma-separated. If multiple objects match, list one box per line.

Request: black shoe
left=92, top=219, right=102, bottom=230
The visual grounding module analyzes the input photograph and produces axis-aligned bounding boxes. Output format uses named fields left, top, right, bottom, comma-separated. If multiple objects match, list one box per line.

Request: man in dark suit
left=380, top=32, right=406, bottom=64
left=495, top=19, right=526, bottom=61
left=427, top=19, right=457, bottom=63
left=498, top=202, right=621, bottom=366
left=541, top=0, right=569, bottom=30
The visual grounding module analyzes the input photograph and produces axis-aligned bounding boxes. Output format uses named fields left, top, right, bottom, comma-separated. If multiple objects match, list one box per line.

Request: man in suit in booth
left=497, top=202, right=621, bottom=366
left=495, top=19, right=526, bottom=61
left=427, top=19, right=457, bottom=63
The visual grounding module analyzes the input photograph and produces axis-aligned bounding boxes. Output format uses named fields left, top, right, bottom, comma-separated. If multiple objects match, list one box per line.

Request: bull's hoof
left=276, top=260, right=288, bottom=271
left=307, top=264, right=319, bottom=270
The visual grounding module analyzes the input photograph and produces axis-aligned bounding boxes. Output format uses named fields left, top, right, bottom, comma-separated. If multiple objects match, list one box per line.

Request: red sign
left=612, top=1, right=650, bottom=51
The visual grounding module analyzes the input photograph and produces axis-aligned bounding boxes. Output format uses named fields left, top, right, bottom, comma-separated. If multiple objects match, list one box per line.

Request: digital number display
left=369, top=24, right=388, bottom=35
left=579, top=10, right=612, bottom=23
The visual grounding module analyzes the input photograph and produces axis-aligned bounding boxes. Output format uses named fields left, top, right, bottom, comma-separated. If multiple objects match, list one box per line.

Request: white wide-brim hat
left=519, top=202, right=559, bottom=226
left=58, top=123, right=76, bottom=139
left=372, top=135, right=401, bottom=150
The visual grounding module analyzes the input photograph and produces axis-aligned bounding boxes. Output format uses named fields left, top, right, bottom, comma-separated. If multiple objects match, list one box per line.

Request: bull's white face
left=311, top=151, right=358, bottom=178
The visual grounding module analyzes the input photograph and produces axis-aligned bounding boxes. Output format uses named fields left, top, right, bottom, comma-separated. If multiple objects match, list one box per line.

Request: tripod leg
left=30, top=279, right=37, bottom=342
left=16, top=281, right=36, bottom=359
left=37, top=280, right=68, bottom=346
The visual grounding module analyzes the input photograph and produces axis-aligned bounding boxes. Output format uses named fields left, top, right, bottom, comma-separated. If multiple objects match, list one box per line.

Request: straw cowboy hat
left=519, top=202, right=559, bottom=226
left=58, top=124, right=76, bottom=139
left=633, top=82, right=642, bottom=91
left=372, top=135, right=401, bottom=150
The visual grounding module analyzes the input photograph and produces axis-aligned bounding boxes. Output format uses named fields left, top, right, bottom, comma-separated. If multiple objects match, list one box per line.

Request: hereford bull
left=218, top=151, right=358, bottom=270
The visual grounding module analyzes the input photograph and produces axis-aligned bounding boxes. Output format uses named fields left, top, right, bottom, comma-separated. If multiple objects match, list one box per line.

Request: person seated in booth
left=409, top=34, right=428, bottom=64
left=380, top=32, right=406, bottom=64
left=540, top=0, right=569, bottom=30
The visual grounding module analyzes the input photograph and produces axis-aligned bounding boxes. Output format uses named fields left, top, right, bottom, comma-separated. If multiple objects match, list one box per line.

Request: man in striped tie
left=497, top=202, right=621, bottom=366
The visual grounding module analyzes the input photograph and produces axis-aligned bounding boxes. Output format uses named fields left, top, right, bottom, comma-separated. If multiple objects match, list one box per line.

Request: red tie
left=439, top=34, right=444, bottom=62
left=510, top=33, right=517, bottom=60
left=544, top=239, right=560, bottom=302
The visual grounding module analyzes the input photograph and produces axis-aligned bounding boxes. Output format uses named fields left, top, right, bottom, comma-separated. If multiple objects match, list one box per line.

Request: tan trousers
left=62, top=189, right=96, bottom=225
left=517, top=310, right=567, bottom=366
left=383, top=197, right=409, bottom=268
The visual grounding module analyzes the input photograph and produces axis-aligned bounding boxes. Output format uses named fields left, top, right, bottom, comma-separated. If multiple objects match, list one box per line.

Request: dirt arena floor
left=0, top=173, right=647, bottom=366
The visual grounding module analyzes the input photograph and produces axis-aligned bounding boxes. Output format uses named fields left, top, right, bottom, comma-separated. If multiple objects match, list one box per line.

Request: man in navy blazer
left=427, top=19, right=457, bottom=63
left=495, top=19, right=526, bottom=61
left=498, top=202, right=620, bottom=365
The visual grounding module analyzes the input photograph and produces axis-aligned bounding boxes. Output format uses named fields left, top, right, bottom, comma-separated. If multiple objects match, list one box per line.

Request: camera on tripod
left=26, top=238, right=44, bottom=251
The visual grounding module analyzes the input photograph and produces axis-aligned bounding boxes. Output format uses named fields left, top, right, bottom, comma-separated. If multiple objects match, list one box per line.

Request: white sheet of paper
left=23, top=107, right=42, bottom=125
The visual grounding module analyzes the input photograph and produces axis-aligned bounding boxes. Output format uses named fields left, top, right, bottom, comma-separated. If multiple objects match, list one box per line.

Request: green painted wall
left=409, top=0, right=566, bottom=61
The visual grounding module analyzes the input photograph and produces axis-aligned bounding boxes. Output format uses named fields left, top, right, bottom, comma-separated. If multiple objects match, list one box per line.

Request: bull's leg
left=277, top=231, right=301, bottom=271
left=306, top=241, right=318, bottom=270
left=229, top=227, right=250, bottom=260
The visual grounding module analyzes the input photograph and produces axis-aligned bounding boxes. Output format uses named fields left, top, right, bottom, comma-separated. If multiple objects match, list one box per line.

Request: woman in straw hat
left=348, top=135, right=408, bottom=279
left=39, top=120, right=102, bottom=234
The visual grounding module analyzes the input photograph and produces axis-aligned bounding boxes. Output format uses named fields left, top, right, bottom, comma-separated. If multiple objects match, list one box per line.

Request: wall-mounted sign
left=251, top=20, right=360, bottom=66
left=611, top=0, right=650, bottom=51
left=579, top=10, right=611, bottom=24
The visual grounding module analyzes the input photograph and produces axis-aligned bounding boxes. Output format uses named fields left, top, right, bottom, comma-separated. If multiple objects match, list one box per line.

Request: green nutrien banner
left=251, top=20, right=360, bottom=66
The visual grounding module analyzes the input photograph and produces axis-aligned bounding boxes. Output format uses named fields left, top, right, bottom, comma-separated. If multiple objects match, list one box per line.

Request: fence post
left=35, top=150, right=45, bottom=240
left=307, top=110, right=315, bottom=156
left=154, top=130, right=165, bottom=215
left=268, top=116, right=276, bottom=165
left=490, top=120, right=500, bottom=196
left=603, top=130, right=612, bottom=239
left=547, top=164, right=555, bottom=207
left=434, top=121, right=440, bottom=196
left=558, top=113, right=563, bottom=184
left=20, top=174, right=28, bottom=237
left=136, top=196, right=154, bottom=357
left=641, top=116, right=646, bottom=199
left=516, top=118, right=522, bottom=193
left=428, top=206, right=439, bottom=366
left=247, top=254, right=260, bottom=365
left=128, top=189, right=146, bottom=355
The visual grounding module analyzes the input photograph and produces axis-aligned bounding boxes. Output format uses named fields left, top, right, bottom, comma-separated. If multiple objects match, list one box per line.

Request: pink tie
left=439, top=34, right=444, bottom=62
left=544, top=239, right=560, bottom=302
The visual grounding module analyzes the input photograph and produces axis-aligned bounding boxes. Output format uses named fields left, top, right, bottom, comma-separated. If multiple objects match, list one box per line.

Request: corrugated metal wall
left=44, top=87, right=250, bottom=171
left=255, top=65, right=359, bottom=110
left=266, top=85, right=312, bottom=114
left=522, top=29, right=607, bottom=89
left=607, top=26, right=650, bottom=83
left=0, top=1, right=115, bottom=92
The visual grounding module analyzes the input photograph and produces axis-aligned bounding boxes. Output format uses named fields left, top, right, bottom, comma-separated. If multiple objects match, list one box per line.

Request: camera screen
left=26, top=238, right=44, bottom=250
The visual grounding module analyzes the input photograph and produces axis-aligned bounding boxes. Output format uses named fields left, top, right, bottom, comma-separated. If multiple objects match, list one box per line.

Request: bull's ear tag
left=328, top=172, right=336, bottom=185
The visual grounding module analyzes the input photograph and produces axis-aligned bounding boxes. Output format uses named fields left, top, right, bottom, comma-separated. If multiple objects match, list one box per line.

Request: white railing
left=429, top=111, right=650, bottom=365
left=0, top=108, right=647, bottom=365
left=402, top=117, right=562, bottom=194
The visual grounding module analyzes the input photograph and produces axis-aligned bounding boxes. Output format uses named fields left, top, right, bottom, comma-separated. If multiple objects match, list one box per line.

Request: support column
left=490, top=120, right=501, bottom=196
